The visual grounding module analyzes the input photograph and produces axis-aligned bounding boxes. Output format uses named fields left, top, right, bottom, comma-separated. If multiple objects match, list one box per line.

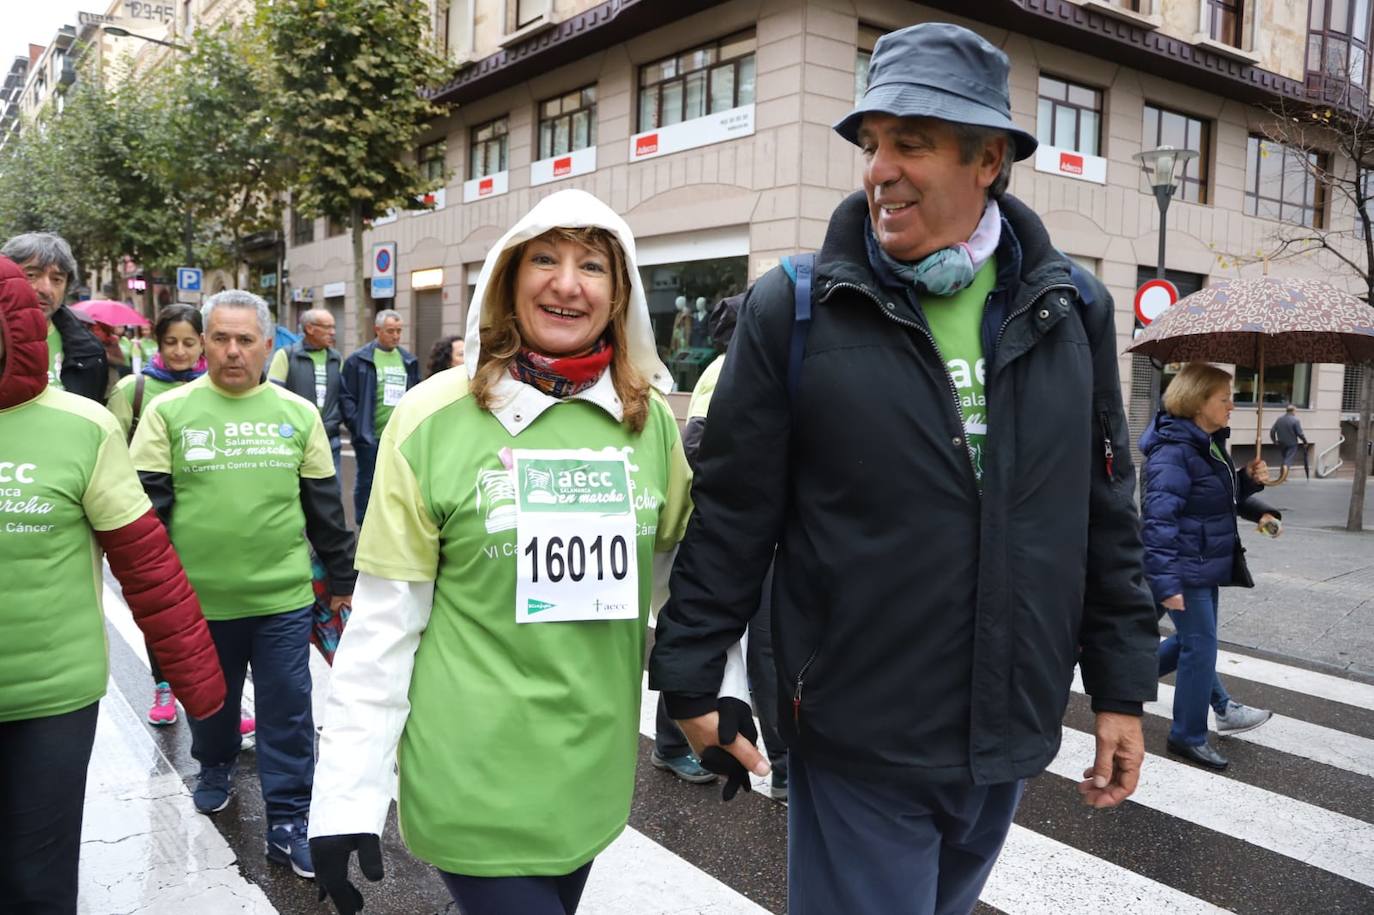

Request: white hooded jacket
left=308, top=189, right=747, bottom=842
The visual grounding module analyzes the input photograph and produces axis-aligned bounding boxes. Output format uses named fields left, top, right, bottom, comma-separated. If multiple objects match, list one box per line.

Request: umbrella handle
left=1260, top=464, right=1290, bottom=487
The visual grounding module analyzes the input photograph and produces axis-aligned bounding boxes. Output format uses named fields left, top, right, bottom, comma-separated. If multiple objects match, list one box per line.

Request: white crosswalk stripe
left=95, top=571, right=1374, bottom=914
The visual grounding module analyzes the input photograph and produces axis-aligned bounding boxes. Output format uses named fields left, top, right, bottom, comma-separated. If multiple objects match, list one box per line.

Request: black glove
left=311, top=833, right=384, bottom=915
left=696, top=696, right=759, bottom=802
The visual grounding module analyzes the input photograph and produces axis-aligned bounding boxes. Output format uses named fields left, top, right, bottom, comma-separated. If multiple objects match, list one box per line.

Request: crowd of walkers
left=0, top=21, right=1286, bottom=915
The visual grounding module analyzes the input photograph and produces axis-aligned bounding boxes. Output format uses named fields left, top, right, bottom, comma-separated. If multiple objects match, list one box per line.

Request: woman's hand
left=1162, top=594, right=1185, bottom=611
left=1244, top=457, right=1269, bottom=482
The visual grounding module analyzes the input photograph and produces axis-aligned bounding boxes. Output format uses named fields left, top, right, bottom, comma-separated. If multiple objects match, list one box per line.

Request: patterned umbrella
left=1126, top=276, right=1374, bottom=485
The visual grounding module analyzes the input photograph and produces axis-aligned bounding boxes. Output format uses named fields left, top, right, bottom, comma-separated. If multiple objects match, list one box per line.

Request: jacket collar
left=485, top=367, right=622, bottom=436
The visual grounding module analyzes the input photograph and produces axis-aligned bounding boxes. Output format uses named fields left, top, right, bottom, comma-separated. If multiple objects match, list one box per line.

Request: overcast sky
left=5, top=1, right=96, bottom=71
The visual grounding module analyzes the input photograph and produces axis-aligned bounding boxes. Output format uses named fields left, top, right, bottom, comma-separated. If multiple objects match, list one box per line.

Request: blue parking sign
left=177, top=267, right=203, bottom=292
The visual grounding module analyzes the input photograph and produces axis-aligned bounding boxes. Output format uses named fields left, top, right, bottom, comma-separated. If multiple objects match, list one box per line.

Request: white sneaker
left=1214, top=701, right=1273, bottom=736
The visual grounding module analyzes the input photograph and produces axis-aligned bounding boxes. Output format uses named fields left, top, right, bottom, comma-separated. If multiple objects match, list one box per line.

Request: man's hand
left=330, top=594, right=352, bottom=614
left=1161, top=593, right=1184, bottom=611
left=676, top=698, right=770, bottom=801
left=311, top=833, right=384, bottom=915
left=1078, top=712, right=1144, bottom=809
left=1244, top=457, right=1269, bottom=483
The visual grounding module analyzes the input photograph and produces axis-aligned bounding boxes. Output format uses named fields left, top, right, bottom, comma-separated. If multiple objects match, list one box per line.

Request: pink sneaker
left=148, top=682, right=177, bottom=726
left=239, top=716, right=256, bottom=750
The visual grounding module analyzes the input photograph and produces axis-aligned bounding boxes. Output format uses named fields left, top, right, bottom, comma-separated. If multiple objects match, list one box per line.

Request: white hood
left=464, top=189, right=671, bottom=401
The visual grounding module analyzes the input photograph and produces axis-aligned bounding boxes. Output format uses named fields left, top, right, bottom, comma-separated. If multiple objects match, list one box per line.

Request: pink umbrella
left=73, top=299, right=150, bottom=327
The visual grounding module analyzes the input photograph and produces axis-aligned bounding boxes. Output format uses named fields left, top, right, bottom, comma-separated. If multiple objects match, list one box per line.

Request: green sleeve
left=301, top=414, right=336, bottom=479
left=654, top=401, right=694, bottom=553
left=84, top=425, right=153, bottom=531
left=107, top=376, right=135, bottom=439
left=129, top=403, right=173, bottom=474
left=355, top=431, right=441, bottom=581
left=268, top=348, right=289, bottom=383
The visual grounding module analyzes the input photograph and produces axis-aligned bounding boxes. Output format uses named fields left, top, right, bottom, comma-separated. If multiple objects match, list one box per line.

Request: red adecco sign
left=1059, top=151, right=1084, bottom=176
left=1033, top=144, right=1106, bottom=184
left=462, top=169, right=509, bottom=203
left=530, top=146, right=597, bottom=187
left=635, top=134, right=659, bottom=157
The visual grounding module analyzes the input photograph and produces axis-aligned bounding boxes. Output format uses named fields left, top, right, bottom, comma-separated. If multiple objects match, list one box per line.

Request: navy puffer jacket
left=1139, top=411, right=1275, bottom=602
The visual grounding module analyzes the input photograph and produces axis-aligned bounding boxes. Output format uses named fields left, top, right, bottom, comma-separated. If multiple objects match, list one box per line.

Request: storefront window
left=638, top=256, right=748, bottom=390
left=1235, top=363, right=1312, bottom=408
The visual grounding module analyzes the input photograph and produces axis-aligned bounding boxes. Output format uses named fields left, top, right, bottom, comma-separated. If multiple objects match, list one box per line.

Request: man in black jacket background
left=1, top=232, right=108, bottom=402
left=268, top=308, right=344, bottom=474
left=339, top=308, right=419, bottom=525
left=649, top=23, right=1159, bottom=915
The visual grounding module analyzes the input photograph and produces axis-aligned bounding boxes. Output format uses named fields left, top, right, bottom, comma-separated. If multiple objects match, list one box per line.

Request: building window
left=538, top=85, right=597, bottom=160
left=1035, top=75, right=1102, bottom=156
left=469, top=117, right=508, bottom=180
left=326, top=215, right=346, bottom=238
left=1235, top=364, right=1313, bottom=408
left=1244, top=136, right=1327, bottom=227
left=1344, top=364, right=1367, bottom=411
left=1142, top=104, right=1211, bottom=204
left=291, top=209, right=314, bottom=246
left=419, top=139, right=446, bottom=183
left=1208, top=0, right=1243, bottom=47
left=513, top=0, right=550, bottom=30
left=855, top=25, right=884, bottom=104
left=1308, top=0, right=1372, bottom=87
left=637, top=31, right=756, bottom=133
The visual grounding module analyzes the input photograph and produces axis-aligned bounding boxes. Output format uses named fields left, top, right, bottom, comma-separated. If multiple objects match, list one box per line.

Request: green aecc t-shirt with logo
left=46, top=322, right=64, bottom=389
left=0, top=387, right=151, bottom=722
left=372, top=346, right=406, bottom=435
left=130, top=375, right=335, bottom=620
left=357, top=372, right=692, bottom=876
left=921, top=258, right=994, bottom=484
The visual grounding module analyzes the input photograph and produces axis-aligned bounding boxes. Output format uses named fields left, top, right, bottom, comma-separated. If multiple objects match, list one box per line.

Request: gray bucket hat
left=834, top=23, right=1037, bottom=162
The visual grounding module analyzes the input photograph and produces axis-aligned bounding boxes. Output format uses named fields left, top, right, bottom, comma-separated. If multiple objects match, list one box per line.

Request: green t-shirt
left=372, top=347, right=407, bottom=435
left=358, top=372, right=692, bottom=875
left=139, top=337, right=158, bottom=361
left=687, top=354, right=724, bottom=420
left=107, top=373, right=181, bottom=440
left=922, top=258, right=995, bottom=483
left=0, top=387, right=151, bottom=722
left=46, top=322, right=64, bottom=390
left=130, top=375, right=336, bottom=620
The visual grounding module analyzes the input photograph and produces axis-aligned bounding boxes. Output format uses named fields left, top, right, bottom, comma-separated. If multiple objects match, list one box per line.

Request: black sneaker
left=266, top=818, right=315, bottom=878
left=192, top=762, right=235, bottom=814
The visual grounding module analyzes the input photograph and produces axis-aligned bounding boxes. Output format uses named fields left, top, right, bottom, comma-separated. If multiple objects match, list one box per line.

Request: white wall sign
left=371, top=209, right=399, bottom=227
left=291, top=287, right=314, bottom=303
left=530, top=146, right=597, bottom=187
left=1033, top=144, right=1107, bottom=184
left=416, top=187, right=447, bottom=211
left=322, top=281, right=347, bottom=299
left=628, top=104, right=755, bottom=163
left=463, top=170, right=509, bottom=203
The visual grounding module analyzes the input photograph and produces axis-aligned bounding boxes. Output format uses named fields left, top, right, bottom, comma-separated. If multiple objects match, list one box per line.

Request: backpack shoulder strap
left=128, top=374, right=148, bottom=443
left=780, top=253, right=815, bottom=399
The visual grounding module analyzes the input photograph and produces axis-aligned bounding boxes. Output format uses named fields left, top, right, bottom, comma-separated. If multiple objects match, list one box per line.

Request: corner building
left=284, top=0, right=1373, bottom=467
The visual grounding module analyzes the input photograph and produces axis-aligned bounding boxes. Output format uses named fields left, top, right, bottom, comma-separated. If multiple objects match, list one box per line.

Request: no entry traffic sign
left=1134, top=279, right=1178, bottom=326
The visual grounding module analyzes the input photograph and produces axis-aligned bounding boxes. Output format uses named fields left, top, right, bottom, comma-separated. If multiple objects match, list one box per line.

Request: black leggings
left=439, top=861, right=593, bottom=915
left=0, top=702, right=100, bottom=915
left=146, top=637, right=164, bottom=684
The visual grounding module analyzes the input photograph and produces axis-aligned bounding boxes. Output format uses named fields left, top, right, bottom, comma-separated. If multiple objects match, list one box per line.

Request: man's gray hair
left=952, top=125, right=1014, bottom=200
left=1, top=232, right=78, bottom=280
left=374, top=308, right=402, bottom=327
left=300, top=308, right=332, bottom=329
left=203, top=290, right=273, bottom=338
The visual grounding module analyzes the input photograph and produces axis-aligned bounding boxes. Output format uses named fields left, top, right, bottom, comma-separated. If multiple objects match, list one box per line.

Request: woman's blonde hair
left=470, top=226, right=652, bottom=433
left=1163, top=363, right=1233, bottom=419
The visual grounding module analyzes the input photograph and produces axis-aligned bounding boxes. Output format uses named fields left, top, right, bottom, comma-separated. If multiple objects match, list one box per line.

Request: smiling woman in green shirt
left=308, top=190, right=728, bottom=915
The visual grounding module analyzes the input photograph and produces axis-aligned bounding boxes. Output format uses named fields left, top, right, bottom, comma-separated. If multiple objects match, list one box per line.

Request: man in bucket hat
left=651, top=22, right=1158, bottom=913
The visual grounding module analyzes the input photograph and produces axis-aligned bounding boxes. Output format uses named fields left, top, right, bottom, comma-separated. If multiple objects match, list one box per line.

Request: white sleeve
left=717, top=634, right=750, bottom=706
left=308, top=572, right=434, bottom=839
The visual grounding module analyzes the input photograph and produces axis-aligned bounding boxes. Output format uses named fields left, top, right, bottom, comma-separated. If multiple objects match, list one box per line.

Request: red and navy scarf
left=509, top=340, right=613, bottom=398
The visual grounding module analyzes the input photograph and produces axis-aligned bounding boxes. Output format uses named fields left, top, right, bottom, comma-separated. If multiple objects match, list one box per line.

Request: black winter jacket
left=650, top=192, right=1159, bottom=786
left=51, top=304, right=109, bottom=403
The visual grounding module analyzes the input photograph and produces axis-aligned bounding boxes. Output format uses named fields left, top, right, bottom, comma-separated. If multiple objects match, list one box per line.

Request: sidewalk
left=1209, top=476, right=1374, bottom=680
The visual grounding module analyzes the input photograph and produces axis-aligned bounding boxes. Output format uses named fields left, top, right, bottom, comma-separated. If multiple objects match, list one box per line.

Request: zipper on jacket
left=1099, top=411, right=1116, bottom=482
left=992, top=283, right=1077, bottom=357
left=823, top=280, right=976, bottom=481
left=792, top=648, right=820, bottom=731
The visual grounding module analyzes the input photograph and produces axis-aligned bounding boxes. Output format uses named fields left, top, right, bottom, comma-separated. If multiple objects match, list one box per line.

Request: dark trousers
left=146, top=637, right=165, bottom=685
left=0, top=702, right=100, bottom=915
left=188, top=607, right=314, bottom=821
left=353, top=439, right=377, bottom=526
left=1158, top=586, right=1231, bottom=746
left=654, top=694, right=690, bottom=758
left=439, top=861, right=593, bottom=915
left=329, top=436, right=342, bottom=479
left=788, top=753, right=1022, bottom=915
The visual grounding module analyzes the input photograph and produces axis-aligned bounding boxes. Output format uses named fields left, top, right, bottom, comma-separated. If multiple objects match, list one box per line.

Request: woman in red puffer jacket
left=0, top=254, right=225, bottom=913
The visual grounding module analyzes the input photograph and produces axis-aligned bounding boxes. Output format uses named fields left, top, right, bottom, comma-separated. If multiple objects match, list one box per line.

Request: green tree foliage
left=262, top=0, right=453, bottom=345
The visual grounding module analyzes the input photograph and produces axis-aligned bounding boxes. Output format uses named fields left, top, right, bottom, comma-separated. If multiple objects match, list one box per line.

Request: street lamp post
left=1132, top=145, right=1199, bottom=442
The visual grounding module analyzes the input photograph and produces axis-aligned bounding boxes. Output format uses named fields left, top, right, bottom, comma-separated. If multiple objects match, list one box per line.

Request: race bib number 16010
left=513, top=449, right=639, bottom=624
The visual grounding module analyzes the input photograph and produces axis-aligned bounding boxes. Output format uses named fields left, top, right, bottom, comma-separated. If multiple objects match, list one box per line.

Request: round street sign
left=375, top=248, right=392, bottom=274
left=1134, top=279, right=1178, bottom=326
